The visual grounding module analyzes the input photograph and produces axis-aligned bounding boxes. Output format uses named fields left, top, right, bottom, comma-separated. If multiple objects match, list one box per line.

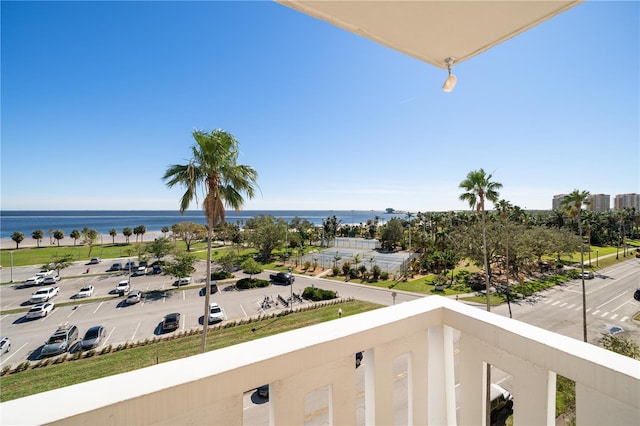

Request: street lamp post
left=288, top=267, right=293, bottom=309
left=10, top=251, right=14, bottom=282
left=596, top=249, right=599, bottom=267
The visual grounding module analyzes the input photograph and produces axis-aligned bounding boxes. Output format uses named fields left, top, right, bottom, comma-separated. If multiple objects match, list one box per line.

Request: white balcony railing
left=1, top=296, right=638, bottom=425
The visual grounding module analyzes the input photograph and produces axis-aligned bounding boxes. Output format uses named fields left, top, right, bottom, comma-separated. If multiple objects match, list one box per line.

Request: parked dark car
left=269, top=272, right=294, bottom=285
left=634, top=288, right=640, bottom=302
left=152, top=265, right=162, bottom=274
left=108, top=263, right=123, bottom=272
left=162, top=313, right=181, bottom=332
left=80, top=325, right=106, bottom=350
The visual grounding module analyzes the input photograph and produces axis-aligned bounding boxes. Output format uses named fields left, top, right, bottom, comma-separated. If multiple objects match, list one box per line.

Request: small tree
left=11, top=231, right=25, bottom=249
left=241, top=258, right=262, bottom=278
left=171, top=222, right=207, bottom=252
left=146, top=237, right=174, bottom=262
left=53, top=230, right=65, bottom=247
left=109, top=228, right=118, bottom=244
left=219, top=252, right=239, bottom=273
left=32, top=230, right=44, bottom=248
left=82, top=228, right=99, bottom=256
left=163, top=252, right=197, bottom=282
left=47, top=254, right=75, bottom=276
left=122, top=227, right=133, bottom=244
left=70, top=229, right=81, bottom=246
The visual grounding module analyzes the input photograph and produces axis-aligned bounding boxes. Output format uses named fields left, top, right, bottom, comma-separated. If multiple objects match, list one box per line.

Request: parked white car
left=77, top=285, right=94, bottom=298
left=24, top=276, right=44, bottom=287
left=42, top=275, right=61, bottom=285
left=30, top=287, right=59, bottom=304
left=26, top=302, right=55, bottom=319
left=115, top=280, right=130, bottom=294
left=208, top=303, right=224, bottom=323
left=175, top=277, right=191, bottom=286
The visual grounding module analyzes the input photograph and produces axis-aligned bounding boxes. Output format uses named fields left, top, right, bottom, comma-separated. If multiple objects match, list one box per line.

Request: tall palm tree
left=163, top=129, right=258, bottom=352
left=561, top=189, right=590, bottom=342
left=459, top=168, right=502, bottom=426
left=459, top=168, right=502, bottom=312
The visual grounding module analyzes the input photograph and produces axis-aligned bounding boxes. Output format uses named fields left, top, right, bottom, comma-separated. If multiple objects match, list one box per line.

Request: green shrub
left=15, top=361, right=30, bottom=372
left=236, top=278, right=269, bottom=289
left=302, top=287, right=337, bottom=301
left=211, top=271, right=233, bottom=280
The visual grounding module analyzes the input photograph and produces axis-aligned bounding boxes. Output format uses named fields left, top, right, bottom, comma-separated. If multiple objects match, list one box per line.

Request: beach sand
left=1, top=231, right=167, bottom=250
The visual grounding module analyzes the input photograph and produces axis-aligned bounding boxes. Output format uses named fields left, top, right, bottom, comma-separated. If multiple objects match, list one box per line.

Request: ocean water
left=0, top=210, right=405, bottom=239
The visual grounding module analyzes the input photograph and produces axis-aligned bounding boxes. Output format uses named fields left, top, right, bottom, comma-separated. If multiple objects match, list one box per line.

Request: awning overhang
left=276, top=0, right=584, bottom=69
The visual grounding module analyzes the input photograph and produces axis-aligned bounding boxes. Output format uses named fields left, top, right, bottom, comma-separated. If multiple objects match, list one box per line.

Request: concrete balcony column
left=270, top=356, right=357, bottom=425
left=457, top=332, right=488, bottom=425
left=364, top=340, right=396, bottom=425
left=427, top=324, right=456, bottom=426
left=511, top=365, right=556, bottom=425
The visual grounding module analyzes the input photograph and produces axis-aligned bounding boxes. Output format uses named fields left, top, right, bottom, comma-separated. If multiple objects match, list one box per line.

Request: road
left=489, top=258, right=640, bottom=345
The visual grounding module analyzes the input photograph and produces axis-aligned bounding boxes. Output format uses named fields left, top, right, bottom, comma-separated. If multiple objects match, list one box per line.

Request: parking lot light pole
left=596, top=250, right=599, bottom=267
left=289, top=267, right=293, bottom=309
left=10, top=251, right=14, bottom=282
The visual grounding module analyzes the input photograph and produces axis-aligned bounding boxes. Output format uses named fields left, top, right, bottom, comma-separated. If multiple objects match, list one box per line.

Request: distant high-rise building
left=588, top=194, right=610, bottom=212
left=614, top=193, right=640, bottom=210
left=552, top=194, right=567, bottom=210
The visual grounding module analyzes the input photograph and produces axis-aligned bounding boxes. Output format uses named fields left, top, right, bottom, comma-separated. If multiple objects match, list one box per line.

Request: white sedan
left=26, top=302, right=55, bottom=319
left=77, top=285, right=95, bottom=298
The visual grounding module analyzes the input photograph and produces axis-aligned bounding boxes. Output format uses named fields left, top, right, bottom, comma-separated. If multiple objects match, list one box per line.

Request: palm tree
left=459, top=168, right=502, bottom=312
left=163, top=129, right=258, bottom=353
left=561, top=189, right=590, bottom=343
left=459, top=168, right=501, bottom=426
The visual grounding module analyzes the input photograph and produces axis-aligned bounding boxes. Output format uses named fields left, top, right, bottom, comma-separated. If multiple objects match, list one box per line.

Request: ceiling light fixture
left=442, top=57, right=457, bottom=92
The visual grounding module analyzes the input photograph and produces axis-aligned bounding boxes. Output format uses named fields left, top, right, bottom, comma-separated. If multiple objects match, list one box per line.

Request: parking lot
left=0, top=260, right=315, bottom=367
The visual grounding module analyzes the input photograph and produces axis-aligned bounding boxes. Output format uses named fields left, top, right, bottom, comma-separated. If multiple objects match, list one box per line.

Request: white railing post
left=427, top=324, right=457, bottom=425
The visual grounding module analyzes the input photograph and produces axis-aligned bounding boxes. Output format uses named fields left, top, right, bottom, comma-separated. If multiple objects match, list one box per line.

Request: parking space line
left=620, top=316, right=628, bottom=322
left=240, top=304, right=247, bottom=317
left=610, top=314, right=618, bottom=320
left=0, top=342, right=30, bottom=366
left=566, top=304, right=575, bottom=309
left=601, top=311, right=609, bottom=317
left=592, top=310, right=600, bottom=316
left=131, top=322, right=140, bottom=341
left=93, top=301, right=104, bottom=314
left=105, top=326, right=116, bottom=346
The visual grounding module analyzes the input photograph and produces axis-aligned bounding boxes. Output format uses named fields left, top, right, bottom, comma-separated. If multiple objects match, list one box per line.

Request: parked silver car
left=41, top=324, right=79, bottom=357
left=0, top=337, right=10, bottom=355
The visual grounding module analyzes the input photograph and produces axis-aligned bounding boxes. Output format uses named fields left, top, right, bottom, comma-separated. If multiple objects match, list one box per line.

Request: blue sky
left=1, top=1, right=638, bottom=212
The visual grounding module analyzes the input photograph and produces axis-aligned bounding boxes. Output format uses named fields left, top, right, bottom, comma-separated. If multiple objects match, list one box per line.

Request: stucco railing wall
left=1, top=296, right=638, bottom=425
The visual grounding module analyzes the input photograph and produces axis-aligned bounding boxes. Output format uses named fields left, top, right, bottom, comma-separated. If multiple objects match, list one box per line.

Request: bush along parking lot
left=235, top=278, right=270, bottom=289
left=303, top=287, right=338, bottom=301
